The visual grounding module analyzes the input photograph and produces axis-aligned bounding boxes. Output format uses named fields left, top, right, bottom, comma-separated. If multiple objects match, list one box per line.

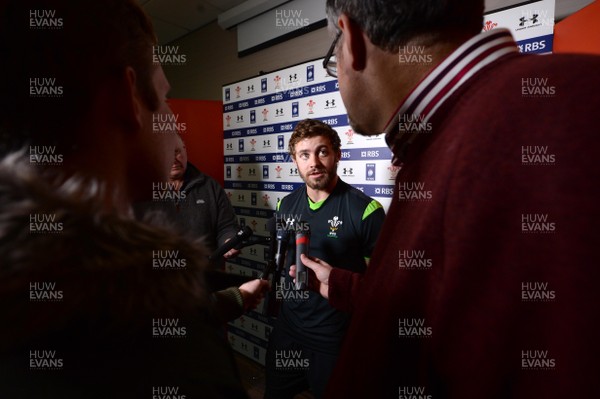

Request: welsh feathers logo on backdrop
left=327, top=216, right=343, bottom=238
left=483, top=20, right=498, bottom=31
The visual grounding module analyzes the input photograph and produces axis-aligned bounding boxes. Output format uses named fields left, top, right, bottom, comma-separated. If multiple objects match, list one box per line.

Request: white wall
left=164, top=21, right=331, bottom=100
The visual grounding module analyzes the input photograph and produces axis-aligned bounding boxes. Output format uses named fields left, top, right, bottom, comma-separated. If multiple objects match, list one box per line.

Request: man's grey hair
left=326, top=0, right=485, bottom=52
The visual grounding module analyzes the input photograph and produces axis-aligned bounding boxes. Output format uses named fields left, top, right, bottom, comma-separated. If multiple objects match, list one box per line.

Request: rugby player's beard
left=299, top=163, right=338, bottom=191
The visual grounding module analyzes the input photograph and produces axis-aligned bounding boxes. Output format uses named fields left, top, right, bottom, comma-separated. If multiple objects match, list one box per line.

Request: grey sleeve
left=211, top=287, right=245, bottom=323
left=211, top=179, right=239, bottom=247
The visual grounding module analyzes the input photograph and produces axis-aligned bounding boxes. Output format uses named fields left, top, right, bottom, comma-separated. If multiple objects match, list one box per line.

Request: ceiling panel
left=139, top=0, right=595, bottom=45
left=149, top=16, right=191, bottom=44
left=144, top=0, right=220, bottom=30
left=485, top=0, right=523, bottom=12
left=204, top=0, right=248, bottom=10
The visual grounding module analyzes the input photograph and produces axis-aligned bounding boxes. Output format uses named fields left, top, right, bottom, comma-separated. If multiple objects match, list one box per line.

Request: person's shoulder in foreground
left=0, top=0, right=249, bottom=397
left=0, top=153, right=247, bottom=398
left=315, top=0, right=600, bottom=398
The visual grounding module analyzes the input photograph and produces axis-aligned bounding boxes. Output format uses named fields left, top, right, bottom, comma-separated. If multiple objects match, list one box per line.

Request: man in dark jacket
left=293, top=0, right=600, bottom=398
left=137, top=134, right=240, bottom=257
left=0, top=0, right=259, bottom=397
left=135, top=135, right=269, bottom=317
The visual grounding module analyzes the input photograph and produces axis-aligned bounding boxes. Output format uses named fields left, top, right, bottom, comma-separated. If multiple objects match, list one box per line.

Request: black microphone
left=261, top=217, right=278, bottom=279
left=209, top=226, right=253, bottom=260
left=237, top=235, right=270, bottom=247
left=294, top=223, right=310, bottom=290
left=261, top=217, right=290, bottom=279
left=275, top=227, right=290, bottom=274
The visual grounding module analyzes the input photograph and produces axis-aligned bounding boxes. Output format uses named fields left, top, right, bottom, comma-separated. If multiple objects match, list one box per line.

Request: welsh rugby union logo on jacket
left=327, top=216, right=343, bottom=238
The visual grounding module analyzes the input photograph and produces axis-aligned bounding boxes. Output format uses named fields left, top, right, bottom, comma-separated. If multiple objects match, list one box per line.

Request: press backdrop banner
left=483, top=0, right=555, bottom=54
left=221, top=59, right=396, bottom=363
left=220, top=0, right=557, bottom=363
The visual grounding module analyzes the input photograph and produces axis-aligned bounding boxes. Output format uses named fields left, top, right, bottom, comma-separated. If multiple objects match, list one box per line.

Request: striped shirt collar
left=384, top=28, right=519, bottom=165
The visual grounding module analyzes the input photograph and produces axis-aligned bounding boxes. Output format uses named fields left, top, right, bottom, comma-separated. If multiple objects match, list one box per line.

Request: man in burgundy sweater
left=292, top=0, right=600, bottom=397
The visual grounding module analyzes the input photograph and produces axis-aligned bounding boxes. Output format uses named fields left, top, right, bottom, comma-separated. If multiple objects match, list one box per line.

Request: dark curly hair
left=288, top=119, right=341, bottom=158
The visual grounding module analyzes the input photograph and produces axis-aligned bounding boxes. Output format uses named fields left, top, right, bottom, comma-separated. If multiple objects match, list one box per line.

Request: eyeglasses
left=322, top=30, right=341, bottom=78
